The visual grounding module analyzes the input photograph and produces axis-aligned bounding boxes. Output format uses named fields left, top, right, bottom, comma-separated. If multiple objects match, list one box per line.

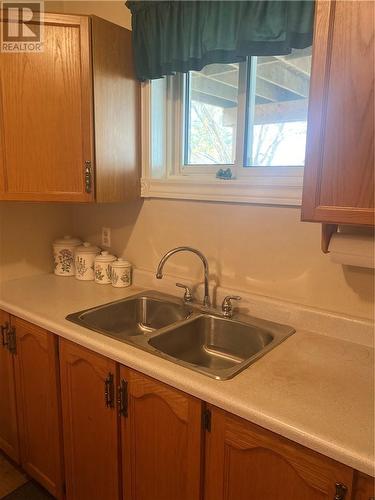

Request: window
left=245, top=52, right=311, bottom=167
left=185, top=63, right=240, bottom=165
left=142, top=47, right=312, bottom=205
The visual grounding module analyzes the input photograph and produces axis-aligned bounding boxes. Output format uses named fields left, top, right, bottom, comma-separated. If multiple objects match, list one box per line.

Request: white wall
left=0, top=203, right=73, bottom=281
left=71, top=199, right=374, bottom=320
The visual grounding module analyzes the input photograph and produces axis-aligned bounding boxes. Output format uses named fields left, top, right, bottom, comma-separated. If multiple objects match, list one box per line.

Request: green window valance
left=126, top=0, right=315, bottom=81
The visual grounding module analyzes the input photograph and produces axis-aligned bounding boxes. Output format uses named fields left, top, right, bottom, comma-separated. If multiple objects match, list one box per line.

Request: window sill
left=140, top=175, right=303, bottom=206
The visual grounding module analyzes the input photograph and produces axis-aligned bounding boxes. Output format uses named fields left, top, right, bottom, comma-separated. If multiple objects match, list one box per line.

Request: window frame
left=141, top=58, right=306, bottom=206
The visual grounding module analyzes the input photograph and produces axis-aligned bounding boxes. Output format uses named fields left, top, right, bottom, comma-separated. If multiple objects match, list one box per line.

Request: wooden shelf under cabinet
left=0, top=13, right=140, bottom=203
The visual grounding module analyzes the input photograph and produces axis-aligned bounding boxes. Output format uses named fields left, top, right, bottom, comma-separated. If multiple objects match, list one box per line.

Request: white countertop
left=0, top=273, right=374, bottom=476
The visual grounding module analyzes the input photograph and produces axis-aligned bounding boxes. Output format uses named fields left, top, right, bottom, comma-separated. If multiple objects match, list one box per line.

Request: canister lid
left=53, top=235, right=82, bottom=247
left=75, top=242, right=101, bottom=254
left=111, top=258, right=131, bottom=268
left=95, top=251, right=116, bottom=262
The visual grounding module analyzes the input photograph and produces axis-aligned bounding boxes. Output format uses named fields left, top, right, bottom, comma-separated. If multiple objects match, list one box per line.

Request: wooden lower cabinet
left=353, top=472, right=375, bottom=500
left=0, top=310, right=19, bottom=463
left=204, top=406, right=354, bottom=500
left=12, top=317, right=64, bottom=498
left=120, top=367, right=203, bottom=500
left=1, top=321, right=373, bottom=500
left=59, top=339, right=120, bottom=500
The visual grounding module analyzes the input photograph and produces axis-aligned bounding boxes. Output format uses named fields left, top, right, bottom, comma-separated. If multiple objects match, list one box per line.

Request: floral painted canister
left=53, top=236, right=82, bottom=276
left=111, top=259, right=132, bottom=288
left=74, top=242, right=100, bottom=281
left=94, top=251, right=116, bottom=285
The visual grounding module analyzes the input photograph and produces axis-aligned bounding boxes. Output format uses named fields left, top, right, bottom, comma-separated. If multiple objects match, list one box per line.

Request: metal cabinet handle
left=84, top=160, right=92, bottom=193
left=118, top=379, right=128, bottom=417
left=1, top=322, right=9, bottom=347
left=104, top=373, right=114, bottom=408
left=334, top=483, right=347, bottom=500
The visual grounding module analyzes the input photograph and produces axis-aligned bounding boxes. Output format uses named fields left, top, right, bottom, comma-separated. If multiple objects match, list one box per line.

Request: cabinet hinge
left=104, top=373, right=115, bottom=408
left=1, top=321, right=9, bottom=347
left=84, top=160, right=92, bottom=194
left=334, top=483, right=347, bottom=500
left=202, top=408, right=211, bottom=432
left=118, top=379, right=128, bottom=417
left=7, top=326, right=16, bottom=355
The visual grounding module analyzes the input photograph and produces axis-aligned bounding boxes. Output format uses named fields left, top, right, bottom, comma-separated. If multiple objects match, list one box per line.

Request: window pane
left=246, top=47, right=312, bottom=167
left=185, top=63, right=240, bottom=165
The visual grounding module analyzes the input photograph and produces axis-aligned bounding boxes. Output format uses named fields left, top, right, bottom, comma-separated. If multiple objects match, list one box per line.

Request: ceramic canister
left=74, top=242, right=101, bottom=281
left=94, top=251, right=116, bottom=285
left=111, top=258, right=132, bottom=288
left=53, top=235, right=82, bottom=276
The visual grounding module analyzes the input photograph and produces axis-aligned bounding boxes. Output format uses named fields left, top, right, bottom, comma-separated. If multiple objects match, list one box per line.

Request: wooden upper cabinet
left=59, top=339, right=120, bottom=500
left=12, top=317, right=64, bottom=498
left=205, top=406, right=354, bottom=500
left=0, top=14, right=93, bottom=202
left=91, top=15, right=140, bottom=203
left=302, top=1, right=374, bottom=226
left=0, top=310, right=19, bottom=463
left=0, top=13, right=139, bottom=203
left=120, top=367, right=203, bottom=500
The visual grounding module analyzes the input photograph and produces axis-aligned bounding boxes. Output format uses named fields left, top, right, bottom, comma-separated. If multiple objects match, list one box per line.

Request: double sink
left=66, top=291, right=295, bottom=380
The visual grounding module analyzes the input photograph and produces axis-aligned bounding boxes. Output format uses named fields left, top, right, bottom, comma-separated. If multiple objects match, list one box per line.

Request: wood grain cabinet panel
left=0, top=310, right=19, bottom=463
left=59, top=339, right=120, bottom=500
left=91, top=16, right=140, bottom=203
left=302, top=0, right=374, bottom=225
left=0, top=14, right=93, bottom=202
left=120, top=367, right=203, bottom=500
left=204, top=406, right=353, bottom=500
left=12, top=317, right=63, bottom=498
left=0, top=13, right=139, bottom=203
left=353, top=472, right=375, bottom=500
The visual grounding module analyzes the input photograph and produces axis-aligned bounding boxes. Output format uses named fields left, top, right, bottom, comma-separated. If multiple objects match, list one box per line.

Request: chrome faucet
left=156, top=247, right=211, bottom=307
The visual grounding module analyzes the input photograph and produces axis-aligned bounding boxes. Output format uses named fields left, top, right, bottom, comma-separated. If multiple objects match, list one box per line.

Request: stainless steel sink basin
left=147, top=313, right=292, bottom=379
left=66, top=291, right=295, bottom=380
left=66, top=292, right=192, bottom=339
left=148, top=314, right=273, bottom=371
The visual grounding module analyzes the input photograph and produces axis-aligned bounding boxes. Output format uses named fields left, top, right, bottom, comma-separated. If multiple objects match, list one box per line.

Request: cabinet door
left=353, top=472, right=375, bottom=500
left=205, top=406, right=353, bottom=500
left=12, top=317, right=63, bottom=498
left=0, top=13, right=94, bottom=202
left=60, top=339, right=120, bottom=500
left=0, top=310, right=19, bottom=463
left=120, top=367, right=203, bottom=500
left=302, top=1, right=374, bottom=225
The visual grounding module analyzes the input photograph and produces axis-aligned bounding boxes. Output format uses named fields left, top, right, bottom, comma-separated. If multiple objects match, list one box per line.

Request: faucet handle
left=222, top=295, right=241, bottom=318
left=176, top=283, right=194, bottom=303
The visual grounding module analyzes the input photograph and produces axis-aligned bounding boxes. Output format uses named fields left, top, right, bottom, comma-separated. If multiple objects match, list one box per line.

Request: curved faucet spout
left=156, top=247, right=211, bottom=307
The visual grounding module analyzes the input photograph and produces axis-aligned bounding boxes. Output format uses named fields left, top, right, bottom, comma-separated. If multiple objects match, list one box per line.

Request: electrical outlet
left=102, top=227, right=111, bottom=248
